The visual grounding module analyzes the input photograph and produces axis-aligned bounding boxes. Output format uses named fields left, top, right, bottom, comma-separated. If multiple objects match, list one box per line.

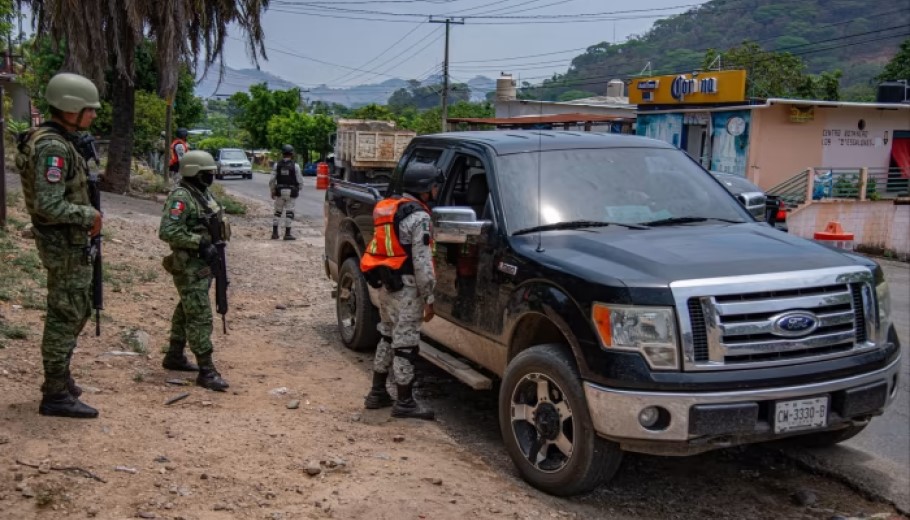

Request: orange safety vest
left=169, top=139, right=188, bottom=167
left=361, top=197, right=431, bottom=274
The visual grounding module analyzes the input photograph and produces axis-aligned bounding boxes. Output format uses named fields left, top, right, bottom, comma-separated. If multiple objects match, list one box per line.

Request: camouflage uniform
left=159, top=182, right=223, bottom=357
left=16, top=125, right=95, bottom=396
left=372, top=194, right=436, bottom=386
left=269, top=153, right=304, bottom=240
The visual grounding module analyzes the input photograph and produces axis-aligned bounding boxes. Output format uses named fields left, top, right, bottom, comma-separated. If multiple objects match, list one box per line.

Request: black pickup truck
left=324, top=131, right=900, bottom=496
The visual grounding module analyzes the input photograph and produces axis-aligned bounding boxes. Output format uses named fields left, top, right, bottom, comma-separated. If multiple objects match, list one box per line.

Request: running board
left=418, top=341, right=493, bottom=390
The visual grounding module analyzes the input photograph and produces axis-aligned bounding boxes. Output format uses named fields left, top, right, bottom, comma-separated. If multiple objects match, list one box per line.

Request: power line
left=338, top=26, right=444, bottom=85
left=326, top=21, right=428, bottom=85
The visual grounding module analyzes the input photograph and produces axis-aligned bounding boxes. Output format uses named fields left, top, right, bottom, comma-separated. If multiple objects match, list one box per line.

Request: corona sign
left=630, top=70, right=746, bottom=105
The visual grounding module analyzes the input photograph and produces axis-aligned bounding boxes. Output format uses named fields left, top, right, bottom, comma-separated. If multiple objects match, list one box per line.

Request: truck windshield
left=220, top=150, right=247, bottom=161
left=496, top=147, right=750, bottom=233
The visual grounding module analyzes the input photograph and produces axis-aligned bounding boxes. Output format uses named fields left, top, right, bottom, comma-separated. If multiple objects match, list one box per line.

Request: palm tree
left=25, top=0, right=269, bottom=192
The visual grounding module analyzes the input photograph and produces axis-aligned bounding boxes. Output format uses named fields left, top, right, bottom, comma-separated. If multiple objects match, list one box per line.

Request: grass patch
left=138, top=268, right=159, bottom=283
left=0, top=322, right=30, bottom=340
left=130, top=167, right=171, bottom=196
left=210, top=184, right=247, bottom=215
left=103, top=262, right=134, bottom=293
left=0, top=228, right=47, bottom=305
left=5, top=189, right=22, bottom=209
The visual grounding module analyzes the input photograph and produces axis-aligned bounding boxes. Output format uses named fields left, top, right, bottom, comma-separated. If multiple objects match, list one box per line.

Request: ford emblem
left=770, top=311, right=819, bottom=337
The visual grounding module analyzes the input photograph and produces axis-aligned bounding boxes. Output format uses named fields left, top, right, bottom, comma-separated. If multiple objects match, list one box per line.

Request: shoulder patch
left=169, top=200, right=186, bottom=220
left=47, top=156, right=65, bottom=168
left=45, top=168, right=63, bottom=183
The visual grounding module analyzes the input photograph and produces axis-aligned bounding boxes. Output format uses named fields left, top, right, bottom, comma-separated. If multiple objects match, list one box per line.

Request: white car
left=214, top=148, right=253, bottom=180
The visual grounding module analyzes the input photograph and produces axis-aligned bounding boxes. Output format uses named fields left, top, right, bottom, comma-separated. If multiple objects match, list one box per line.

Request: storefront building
left=631, top=70, right=910, bottom=190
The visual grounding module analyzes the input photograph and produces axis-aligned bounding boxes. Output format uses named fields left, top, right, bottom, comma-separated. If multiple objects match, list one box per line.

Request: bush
left=210, top=184, right=247, bottom=215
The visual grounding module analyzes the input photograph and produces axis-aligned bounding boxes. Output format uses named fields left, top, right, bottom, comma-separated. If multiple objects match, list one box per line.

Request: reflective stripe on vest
left=360, top=197, right=428, bottom=273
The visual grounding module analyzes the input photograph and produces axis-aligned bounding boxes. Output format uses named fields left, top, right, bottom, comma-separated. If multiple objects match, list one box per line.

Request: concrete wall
left=748, top=104, right=910, bottom=190
left=495, top=99, right=635, bottom=119
left=788, top=199, right=910, bottom=260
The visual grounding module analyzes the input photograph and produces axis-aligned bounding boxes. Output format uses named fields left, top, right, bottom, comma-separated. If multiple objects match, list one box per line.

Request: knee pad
left=273, top=211, right=282, bottom=217
left=393, top=346, right=419, bottom=362
left=286, top=212, right=295, bottom=220
left=381, top=335, right=392, bottom=345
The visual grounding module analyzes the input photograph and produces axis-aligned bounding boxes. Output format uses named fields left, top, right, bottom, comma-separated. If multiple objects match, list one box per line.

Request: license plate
left=774, top=396, right=829, bottom=434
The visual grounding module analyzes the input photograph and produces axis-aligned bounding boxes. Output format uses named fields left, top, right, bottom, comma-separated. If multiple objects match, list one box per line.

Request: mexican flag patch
left=47, top=156, right=65, bottom=168
left=169, top=201, right=186, bottom=220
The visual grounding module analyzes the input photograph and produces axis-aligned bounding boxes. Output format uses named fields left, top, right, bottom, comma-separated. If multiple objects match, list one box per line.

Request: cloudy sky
left=220, top=0, right=709, bottom=90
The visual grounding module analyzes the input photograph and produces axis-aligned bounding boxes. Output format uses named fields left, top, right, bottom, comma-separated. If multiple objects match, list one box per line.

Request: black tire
left=790, top=424, right=868, bottom=448
left=499, top=344, right=623, bottom=496
left=336, top=257, right=381, bottom=351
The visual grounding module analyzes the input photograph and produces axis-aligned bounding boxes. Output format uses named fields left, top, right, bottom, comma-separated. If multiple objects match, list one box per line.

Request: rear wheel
left=336, top=257, right=381, bottom=351
left=499, top=344, right=623, bottom=496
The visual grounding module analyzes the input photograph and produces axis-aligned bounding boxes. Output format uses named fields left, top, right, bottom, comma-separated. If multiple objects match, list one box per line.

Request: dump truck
left=332, top=119, right=415, bottom=183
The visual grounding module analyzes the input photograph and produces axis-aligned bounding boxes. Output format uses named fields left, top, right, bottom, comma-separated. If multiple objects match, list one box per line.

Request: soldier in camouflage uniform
left=361, top=163, right=442, bottom=420
left=15, top=73, right=103, bottom=418
left=158, top=151, right=229, bottom=391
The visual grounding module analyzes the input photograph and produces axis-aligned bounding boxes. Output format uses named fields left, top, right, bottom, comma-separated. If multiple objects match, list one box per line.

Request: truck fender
left=337, top=218, right=366, bottom=262
left=503, top=281, right=598, bottom=378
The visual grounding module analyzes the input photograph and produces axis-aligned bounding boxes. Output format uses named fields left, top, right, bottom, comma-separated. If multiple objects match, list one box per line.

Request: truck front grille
left=675, top=268, right=878, bottom=371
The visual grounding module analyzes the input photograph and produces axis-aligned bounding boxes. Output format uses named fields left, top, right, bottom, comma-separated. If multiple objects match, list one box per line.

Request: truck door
left=433, top=151, right=504, bottom=337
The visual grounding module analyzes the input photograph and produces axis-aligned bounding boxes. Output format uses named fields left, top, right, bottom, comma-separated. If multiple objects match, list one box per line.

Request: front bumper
left=584, top=353, right=900, bottom=455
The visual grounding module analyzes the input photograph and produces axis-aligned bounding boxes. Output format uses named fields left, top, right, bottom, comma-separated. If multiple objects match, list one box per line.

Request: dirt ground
left=0, top=189, right=904, bottom=520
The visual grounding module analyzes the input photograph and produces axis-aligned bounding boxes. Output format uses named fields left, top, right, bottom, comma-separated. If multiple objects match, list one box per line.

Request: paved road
left=214, top=171, right=326, bottom=220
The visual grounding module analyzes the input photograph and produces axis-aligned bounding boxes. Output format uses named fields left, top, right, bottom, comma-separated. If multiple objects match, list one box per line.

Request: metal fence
left=767, top=167, right=909, bottom=208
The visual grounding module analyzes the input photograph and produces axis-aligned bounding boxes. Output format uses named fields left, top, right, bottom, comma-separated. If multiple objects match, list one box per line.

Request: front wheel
left=499, top=344, right=623, bottom=496
left=336, top=257, right=381, bottom=351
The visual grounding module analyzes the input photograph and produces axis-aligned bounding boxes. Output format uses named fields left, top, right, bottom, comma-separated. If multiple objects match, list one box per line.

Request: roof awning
left=446, top=113, right=633, bottom=125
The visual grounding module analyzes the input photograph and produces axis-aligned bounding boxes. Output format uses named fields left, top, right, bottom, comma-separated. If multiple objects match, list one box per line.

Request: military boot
left=63, top=352, right=81, bottom=397
left=364, top=371, right=393, bottom=409
left=391, top=383, right=435, bottom=420
left=39, top=378, right=98, bottom=418
left=283, top=227, right=296, bottom=241
left=271, top=226, right=279, bottom=240
left=162, top=340, right=199, bottom=371
left=195, top=353, right=229, bottom=392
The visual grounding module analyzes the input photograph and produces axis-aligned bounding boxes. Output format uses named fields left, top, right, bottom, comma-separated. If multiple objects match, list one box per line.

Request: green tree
left=878, top=38, right=910, bottom=81
left=557, top=90, right=597, bottom=102
left=231, top=83, right=301, bottom=149
left=350, top=103, right=396, bottom=120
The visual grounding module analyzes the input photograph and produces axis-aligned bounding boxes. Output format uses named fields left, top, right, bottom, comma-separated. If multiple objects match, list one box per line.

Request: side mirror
left=432, top=207, right=486, bottom=244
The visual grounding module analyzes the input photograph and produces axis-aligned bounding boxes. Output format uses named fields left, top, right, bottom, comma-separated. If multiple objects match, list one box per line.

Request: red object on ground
left=814, top=221, right=855, bottom=250
left=316, top=162, right=329, bottom=190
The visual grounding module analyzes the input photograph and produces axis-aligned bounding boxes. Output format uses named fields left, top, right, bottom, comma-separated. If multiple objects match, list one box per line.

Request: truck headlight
left=592, top=303, right=679, bottom=370
left=876, top=280, right=891, bottom=343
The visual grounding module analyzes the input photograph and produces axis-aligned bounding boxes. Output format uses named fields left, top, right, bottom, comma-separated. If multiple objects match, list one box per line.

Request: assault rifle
left=204, top=213, right=230, bottom=334
left=77, top=134, right=104, bottom=337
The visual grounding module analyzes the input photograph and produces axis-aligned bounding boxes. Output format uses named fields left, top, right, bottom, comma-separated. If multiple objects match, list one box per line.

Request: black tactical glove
left=198, top=238, right=218, bottom=265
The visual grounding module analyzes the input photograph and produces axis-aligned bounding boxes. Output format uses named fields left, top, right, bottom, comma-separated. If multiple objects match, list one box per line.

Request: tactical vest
left=174, top=182, right=227, bottom=245
left=15, top=124, right=91, bottom=245
left=169, top=139, right=188, bottom=166
left=275, top=159, right=300, bottom=194
left=360, top=197, right=431, bottom=277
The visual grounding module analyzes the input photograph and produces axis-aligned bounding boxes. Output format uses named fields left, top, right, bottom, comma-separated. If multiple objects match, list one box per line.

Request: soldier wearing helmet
left=360, top=162, right=444, bottom=420
left=168, top=127, right=190, bottom=176
left=268, top=144, right=304, bottom=240
left=158, top=150, right=230, bottom=391
left=14, top=72, right=102, bottom=418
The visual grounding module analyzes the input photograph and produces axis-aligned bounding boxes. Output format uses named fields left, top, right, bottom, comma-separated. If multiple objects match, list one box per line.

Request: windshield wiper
left=639, top=216, right=744, bottom=227
left=513, top=220, right=648, bottom=235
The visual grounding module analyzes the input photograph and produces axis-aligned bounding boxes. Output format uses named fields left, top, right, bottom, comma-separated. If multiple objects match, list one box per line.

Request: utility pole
left=429, top=16, right=463, bottom=133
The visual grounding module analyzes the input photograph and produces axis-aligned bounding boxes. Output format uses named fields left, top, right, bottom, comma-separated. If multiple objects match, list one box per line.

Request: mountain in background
left=525, top=0, right=908, bottom=100
left=195, top=67, right=496, bottom=106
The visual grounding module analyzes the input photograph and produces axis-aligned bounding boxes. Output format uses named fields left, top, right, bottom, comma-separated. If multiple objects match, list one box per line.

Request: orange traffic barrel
left=814, top=221, right=854, bottom=250
left=315, top=162, right=329, bottom=190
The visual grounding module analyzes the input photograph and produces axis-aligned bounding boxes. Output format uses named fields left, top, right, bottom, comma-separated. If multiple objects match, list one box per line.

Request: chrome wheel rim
left=509, top=372, right=575, bottom=473
left=337, top=270, right=357, bottom=342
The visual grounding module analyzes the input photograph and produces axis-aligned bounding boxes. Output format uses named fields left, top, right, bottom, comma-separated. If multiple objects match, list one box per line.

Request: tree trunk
left=101, top=79, right=135, bottom=193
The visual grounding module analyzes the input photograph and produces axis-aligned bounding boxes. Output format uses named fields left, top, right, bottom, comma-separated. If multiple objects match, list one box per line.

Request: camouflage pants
left=272, top=190, right=297, bottom=228
left=168, top=259, right=214, bottom=357
left=373, top=278, right=424, bottom=385
left=35, top=238, right=92, bottom=395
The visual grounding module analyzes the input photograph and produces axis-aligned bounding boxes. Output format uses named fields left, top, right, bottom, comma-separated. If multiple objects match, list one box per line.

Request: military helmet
left=176, top=128, right=189, bottom=139
left=281, top=144, right=294, bottom=155
left=179, top=150, right=218, bottom=178
left=402, top=163, right=445, bottom=194
left=45, top=73, right=101, bottom=113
